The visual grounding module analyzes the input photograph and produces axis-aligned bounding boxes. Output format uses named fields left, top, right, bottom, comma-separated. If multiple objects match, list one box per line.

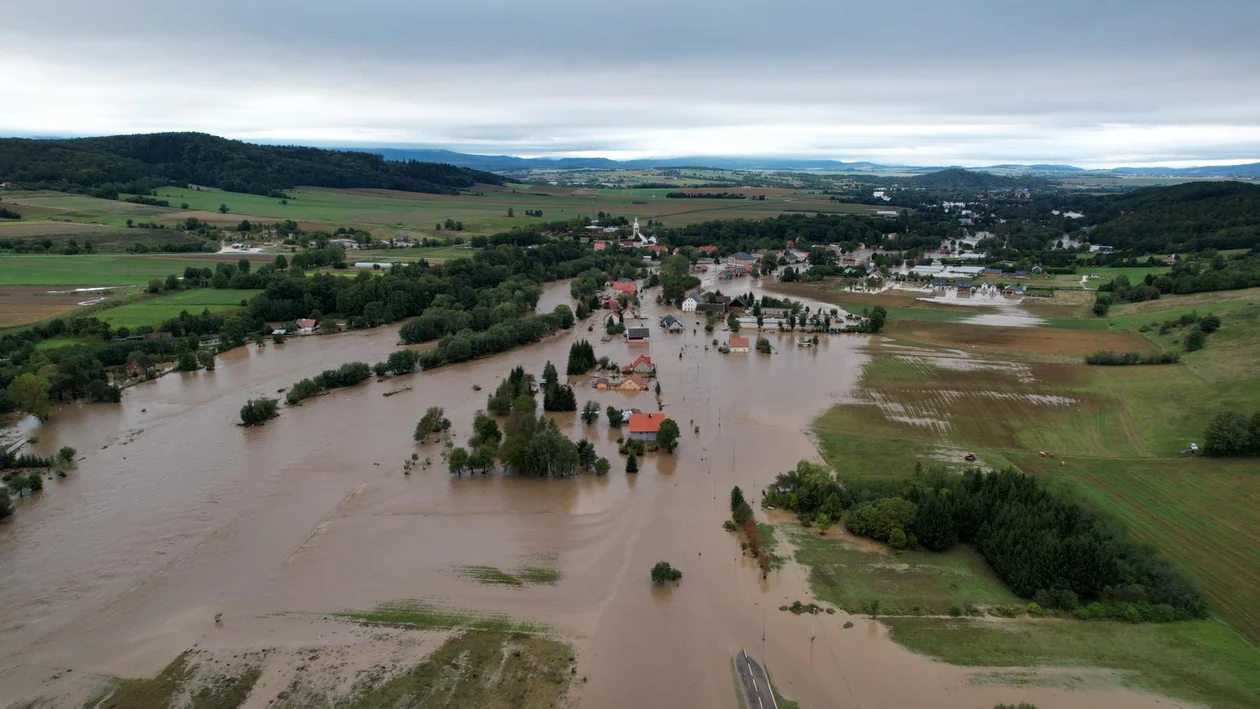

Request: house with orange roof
left=614, top=374, right=650, bottom=391
left=627, top=412, right=667, bottom=441
left=728, top=336, right=751, bottom=353
left=611, top=279, right=637, bottom=295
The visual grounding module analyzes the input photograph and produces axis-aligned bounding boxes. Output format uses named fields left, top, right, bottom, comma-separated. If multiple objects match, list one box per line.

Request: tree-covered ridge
left=1081, top=181, right=1260, bottom=253
left=901, top=168, right=1041, bottom=190
left=0, top=132, right=505, bottom=198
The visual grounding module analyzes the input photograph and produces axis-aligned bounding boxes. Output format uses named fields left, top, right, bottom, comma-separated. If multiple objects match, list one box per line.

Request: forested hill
left=0, top=133, right=505, bottom=198
left=901, top=168, right=1037, bottom=190
left=1086, top=181, right=1260, bottom=253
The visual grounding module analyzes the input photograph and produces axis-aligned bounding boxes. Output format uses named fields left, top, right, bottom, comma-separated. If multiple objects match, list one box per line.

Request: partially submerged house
left=659, top=315, right=684, bottom=333
left=627, top=412, right=667, bottom=442
left=622, top=355, right=655, bottom=375
left=681, top=296, right=698, bottom=312
left=295, top=319, right=320, bottom=335
left=615, top=374, right=650, bottom=392
left=626, top=326, right=650, bottom=343
left=728, top=336, right=751, bottom=353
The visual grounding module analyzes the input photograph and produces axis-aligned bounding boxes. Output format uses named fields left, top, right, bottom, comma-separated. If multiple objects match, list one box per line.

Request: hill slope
left=1088, top=181, right=1260, bottom=252
left=0, top=133, right=504, bottom=198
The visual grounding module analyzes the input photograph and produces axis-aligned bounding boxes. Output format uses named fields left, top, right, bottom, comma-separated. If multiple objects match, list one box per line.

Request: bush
left=57, top=446, right=76, bottom=463
left=1184, top=329, right=1206, bottom=351
left=650, top=561, right=682, bottom=585
left=1199, top=314, right=1221, bottom=333
left=239, top=397, right=279, bottom=426
left=723, top=520, right=737, bottom=532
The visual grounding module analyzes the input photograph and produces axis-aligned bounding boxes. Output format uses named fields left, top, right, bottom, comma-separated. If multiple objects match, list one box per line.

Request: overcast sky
left=3, top=0, right=1259, bottom=167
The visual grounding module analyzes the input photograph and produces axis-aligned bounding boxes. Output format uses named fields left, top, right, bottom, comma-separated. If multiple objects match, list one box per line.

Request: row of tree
left=1202, top=410, right=1260, bottom=457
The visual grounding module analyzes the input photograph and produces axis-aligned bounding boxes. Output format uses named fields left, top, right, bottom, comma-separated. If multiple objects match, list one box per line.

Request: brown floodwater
left=0, top=279, right=1176, bottom=708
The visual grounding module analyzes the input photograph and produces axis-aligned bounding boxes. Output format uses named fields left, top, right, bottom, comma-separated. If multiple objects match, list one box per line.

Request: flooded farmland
left=0, top=279, right=1177, bottom=708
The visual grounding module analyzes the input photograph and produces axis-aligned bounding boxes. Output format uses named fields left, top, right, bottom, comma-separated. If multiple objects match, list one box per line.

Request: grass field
left=1, top=185, right=882, bottom=246
left=94, top=289, right=260, bottom=328
left=883, top=617, right=1260, bottom=709
left=0, top=254, right=264, bottom=286
left=791, top=528, right=1022, bottom=614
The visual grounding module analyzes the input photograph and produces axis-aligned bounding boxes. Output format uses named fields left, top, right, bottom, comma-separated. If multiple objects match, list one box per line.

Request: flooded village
left=0, top=266, right=1177, bottom=708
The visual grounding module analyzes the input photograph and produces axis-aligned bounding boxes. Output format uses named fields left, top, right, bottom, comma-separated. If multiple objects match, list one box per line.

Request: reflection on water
left=0, top=280, right=1167, bottom=708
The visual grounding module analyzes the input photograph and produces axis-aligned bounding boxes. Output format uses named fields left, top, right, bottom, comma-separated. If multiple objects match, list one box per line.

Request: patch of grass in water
left=517, top=566, right=562, bottom=585
left=884, top=616, right=1260, bottom=709
left=458, top=565, right=525, bottom=586
left=90, top=652, right=261, bottom=709
left=341, top=630, right=573, bottom=709
left=336, top=600, right=550, bottom=633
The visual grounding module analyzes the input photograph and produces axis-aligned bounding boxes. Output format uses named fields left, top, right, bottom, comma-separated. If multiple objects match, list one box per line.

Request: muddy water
left=0, top=280, right=1171, bottom=708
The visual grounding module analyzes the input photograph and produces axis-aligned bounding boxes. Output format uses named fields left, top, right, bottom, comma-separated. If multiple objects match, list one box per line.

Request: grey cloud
left=2, top=0, right=1259, bottom=166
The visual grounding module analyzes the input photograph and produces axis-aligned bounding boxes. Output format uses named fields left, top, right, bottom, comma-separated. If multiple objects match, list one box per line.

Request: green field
left=883, top=617, right=1260, bottom=709
left=790, top=528, right=1022, bottom=614
left=94, top=289, right=260, bottom=328
left=0, top=254, right=248, bottom=286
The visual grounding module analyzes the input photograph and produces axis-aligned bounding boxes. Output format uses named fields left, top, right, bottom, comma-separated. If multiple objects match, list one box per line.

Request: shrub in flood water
left=650, top=561, right=682, bottom=585
left=239, top=397, right=279, bottom=426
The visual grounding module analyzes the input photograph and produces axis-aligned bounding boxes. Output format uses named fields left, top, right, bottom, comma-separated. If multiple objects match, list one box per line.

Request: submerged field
left=787, top=283, right=1260, bottom=707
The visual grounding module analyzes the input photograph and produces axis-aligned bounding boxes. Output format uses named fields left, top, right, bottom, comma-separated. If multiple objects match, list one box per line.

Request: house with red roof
left=593, top=241, right=609, bottom=251
left=627, top=412, right=667, bottom=441
left=698, top=245, right=719, bottom=254
left=622, top=355, right=655, bottom=375
left=728, top=336, right=751, bottom=353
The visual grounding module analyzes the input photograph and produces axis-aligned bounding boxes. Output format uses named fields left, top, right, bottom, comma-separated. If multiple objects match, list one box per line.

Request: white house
left=681, top=296, right=698, bottom=312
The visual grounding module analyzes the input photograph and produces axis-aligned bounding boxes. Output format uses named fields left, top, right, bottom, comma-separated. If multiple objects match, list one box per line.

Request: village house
left=930, top=279, right=948, bottom=290
left=125, top=355, right=155, bottom=378
left=611, top=279, right=637, bottom=296
left=295, top=319, right=320, bottom=335
left=659, top=315, right=684, bottom=333
left=681, top=296, right=698, bottom=312
left=627, top=412, right=667, bottom=442
left=728, top=252, right=759, bottom=267
left=646, top=244, right=668, bottom=255
left=697, top=245, right=719, bottom=255
left=956, top=281, right=973, bottom=293
left=1004, top=284, right=1026, bottom=296
left=601, top=297, right=622, bottom=311
left=616, top=374, right=650, bottom=392
left=983, top=268, right=1003, bottom=277
left=329, top=238, right=360, bottom=250
left=594, top=377, right=614, bottom=390
left=392, top=233, right=413, bottom=248
left=695, top=301, right=726, bottom=315
left=592, top=240, right=609, bottom=251
left=728, top=336, right=751, bottom=353
left=622, top=355, right=655, bottom=375
left=626, top=326, right=650, bottom=343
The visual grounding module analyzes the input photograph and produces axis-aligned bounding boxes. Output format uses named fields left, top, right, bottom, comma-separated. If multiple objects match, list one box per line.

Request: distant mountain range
left=351, top=147, right=1260, bottom=178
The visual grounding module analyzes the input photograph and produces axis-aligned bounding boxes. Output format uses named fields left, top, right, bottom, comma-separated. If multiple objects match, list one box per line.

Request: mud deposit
left=0, top=280, right=1174, bottom=707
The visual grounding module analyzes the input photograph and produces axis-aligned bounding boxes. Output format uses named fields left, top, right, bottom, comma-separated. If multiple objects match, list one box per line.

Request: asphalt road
left=735, top=648, right=777, bottom=709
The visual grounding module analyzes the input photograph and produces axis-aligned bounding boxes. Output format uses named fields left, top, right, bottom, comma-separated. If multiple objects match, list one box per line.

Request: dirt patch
left=0, top=285, right=121, bottom=327
left=884, top=321, right=1156, bottom=356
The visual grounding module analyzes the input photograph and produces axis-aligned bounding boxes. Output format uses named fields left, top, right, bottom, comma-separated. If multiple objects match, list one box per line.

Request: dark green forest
left=0, top=133, right=505, bottom=198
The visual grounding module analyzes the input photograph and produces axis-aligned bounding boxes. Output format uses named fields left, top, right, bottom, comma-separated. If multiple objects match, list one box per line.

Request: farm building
left=728, top=336, right=751, bottom=353
left=627, top=412, right=667, bottom=442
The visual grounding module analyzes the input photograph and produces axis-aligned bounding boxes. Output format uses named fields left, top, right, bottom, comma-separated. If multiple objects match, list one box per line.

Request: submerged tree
left=650, top=561, right=682, bottom=585
left=239, top=397, right=279, bottom=426
left=414, top=406, right=452, bottom=442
